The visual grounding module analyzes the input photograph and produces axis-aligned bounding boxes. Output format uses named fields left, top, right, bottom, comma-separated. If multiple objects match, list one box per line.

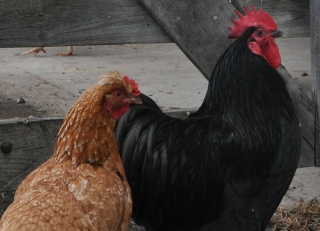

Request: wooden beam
left=278, top=66, right=315, bottom=167
left=0, top=0, right=309, bottom=48
left=0, top=0, right=171, bottom=47
left=0, top=117, right=61, bottom=216
left=311, top=0, right=320, bottom=167
left=138, top=0, right=234, bottom=79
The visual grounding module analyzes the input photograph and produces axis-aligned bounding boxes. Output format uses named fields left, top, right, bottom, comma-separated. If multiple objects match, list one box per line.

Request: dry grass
left=268, top=198, right=320, bottom=231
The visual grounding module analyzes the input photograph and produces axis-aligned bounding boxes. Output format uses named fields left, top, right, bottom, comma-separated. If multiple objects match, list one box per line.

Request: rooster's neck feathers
left=194, top=26, right=295, bottom=142
left=53, top=85, right=117, bottom=166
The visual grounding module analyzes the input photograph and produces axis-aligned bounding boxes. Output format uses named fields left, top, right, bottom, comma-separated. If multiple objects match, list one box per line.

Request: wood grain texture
left=311, top=0, right=320, bottom=166
left=232, top=0, right=310, bottom=38
left=0, top=118, right=61, bottom=217
left=278, top=66, right=315, bottom=167
left=139, top=0, right=235, bottom=78
left=0, top=0, right=308, bottom=48
left=0, top=0, right=171, bottom=47
left=0, top=118, right=61, bottom=191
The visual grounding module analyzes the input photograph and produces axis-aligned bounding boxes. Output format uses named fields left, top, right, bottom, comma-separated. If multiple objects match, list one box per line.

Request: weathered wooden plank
left=0, top=0, right=309, bottom=48
left=0, top=0, right=171, bottom=47
left=0, top=118, right=61, bottom=190
left=138, top=0, right=314, bottom=165
left=232, top=0, right=310, bottom=38
left=278, top=66, right=315, bottom=167
left=0, top=117, right=61, bottom=216
left=138, top=0, right=234, bottom=78
left=311, top=0, right=320, bottom=167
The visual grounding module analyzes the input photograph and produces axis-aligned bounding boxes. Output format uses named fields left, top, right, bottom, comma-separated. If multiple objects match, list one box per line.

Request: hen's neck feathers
left=52, top=85, right=117, bottom=166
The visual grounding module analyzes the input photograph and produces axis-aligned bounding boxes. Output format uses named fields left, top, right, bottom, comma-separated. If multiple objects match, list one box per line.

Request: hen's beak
left=128, top=96, right=142, bottom=105
left=271, top=30, right=284, bottom=38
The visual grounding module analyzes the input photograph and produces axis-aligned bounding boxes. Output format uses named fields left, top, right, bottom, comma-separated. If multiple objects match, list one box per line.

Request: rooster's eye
left=255, top=30, right=263, bottom=37
left=113, top=91, right=124, bottom=98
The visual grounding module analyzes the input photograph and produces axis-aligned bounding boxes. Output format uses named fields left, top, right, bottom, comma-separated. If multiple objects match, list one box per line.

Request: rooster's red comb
left=228, top=5, right=277, bottom=39
left=123, top=75, right=140, bottom=96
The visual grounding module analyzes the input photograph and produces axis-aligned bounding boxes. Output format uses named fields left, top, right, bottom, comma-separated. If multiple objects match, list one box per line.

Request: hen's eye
left=255, top=30, right=263, bottom=37
left=113, top=91, right=124, bottom=98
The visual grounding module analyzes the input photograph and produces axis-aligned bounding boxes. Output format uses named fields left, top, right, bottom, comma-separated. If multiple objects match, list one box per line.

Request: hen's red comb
left=228, top=5, right=277, bottom=39
left=123, top=76, right=140, bottom=96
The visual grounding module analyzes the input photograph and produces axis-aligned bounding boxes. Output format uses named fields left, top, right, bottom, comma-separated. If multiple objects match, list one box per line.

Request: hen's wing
left=0, top=161, right=90, bottom=231
left=0, top=160, right=131, bottom=231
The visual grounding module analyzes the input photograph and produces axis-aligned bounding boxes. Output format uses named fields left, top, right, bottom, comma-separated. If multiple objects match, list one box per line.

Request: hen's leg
left=23, top=47, right=46, bottom=55
left=54, top=46, right=74, bottom=56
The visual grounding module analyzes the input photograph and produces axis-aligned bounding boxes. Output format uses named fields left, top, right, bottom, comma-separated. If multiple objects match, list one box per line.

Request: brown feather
left=0, top=71, right=136, bottom=231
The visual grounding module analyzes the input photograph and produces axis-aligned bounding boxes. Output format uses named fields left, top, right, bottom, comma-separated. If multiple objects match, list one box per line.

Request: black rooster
left=116, top=5, right=300, bottom=231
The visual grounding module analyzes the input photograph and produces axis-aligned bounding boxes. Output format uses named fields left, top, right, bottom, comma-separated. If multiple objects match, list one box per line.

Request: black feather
left=115, top=26, right=300, bottom=231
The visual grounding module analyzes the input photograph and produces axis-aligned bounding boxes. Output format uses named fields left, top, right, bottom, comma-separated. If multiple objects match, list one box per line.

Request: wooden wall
left=311, top=0, right=320, bottom=166
left=0, top=0, right=171, bottom=47
left=0, top=118, right=61, bottom=216
left=0, top=0, right=310, bottom=48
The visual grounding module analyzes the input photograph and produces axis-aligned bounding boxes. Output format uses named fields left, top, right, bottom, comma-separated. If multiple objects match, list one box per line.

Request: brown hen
left=0, top=71, right=141, bottom=231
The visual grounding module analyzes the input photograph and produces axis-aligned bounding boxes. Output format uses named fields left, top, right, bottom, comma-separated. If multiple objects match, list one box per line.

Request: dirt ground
left=0, top=43, right=208, bottom=119
left=0, top=37, right=311, bottom=119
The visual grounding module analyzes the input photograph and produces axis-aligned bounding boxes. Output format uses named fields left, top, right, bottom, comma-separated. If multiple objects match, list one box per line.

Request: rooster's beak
left=271, top=30, right=284, bottom=38
left=128, top=96, right=142, bottom=105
